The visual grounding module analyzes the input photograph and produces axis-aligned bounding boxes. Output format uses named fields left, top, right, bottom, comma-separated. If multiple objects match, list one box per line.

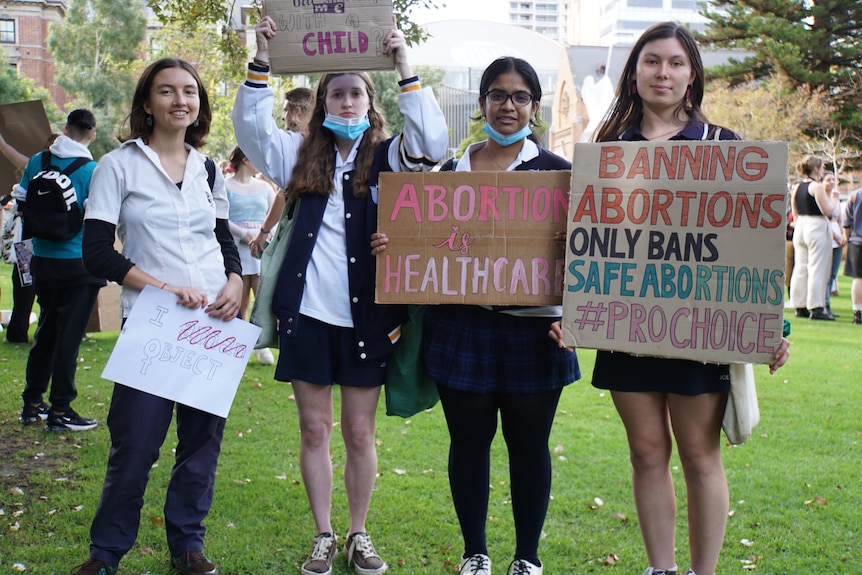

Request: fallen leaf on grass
left=740, top=538, right=754, bottom=547
left=804, top=496, right=827, bottom=506
left=137, top=546, right=155, bottom=556
left=10, top=487, right=24, bottom=496
left=611, top=511, right=629, bottom=522
left=149, top=516, right=164, bottom=526
left=9, top=522, right=20, bottom=531
left=553, top=443, right=564, bottom=454
left=72, top=505, right=83, bottom=512
left=602, top=553, right=619, bottom=566
left=393, top=468, right=406, bottom=475
left=11, top=563, right=26, bottom=571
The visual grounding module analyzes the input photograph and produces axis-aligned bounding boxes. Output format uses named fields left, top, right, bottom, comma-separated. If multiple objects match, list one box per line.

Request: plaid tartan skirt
left=423, top=305, right=581, bottom=394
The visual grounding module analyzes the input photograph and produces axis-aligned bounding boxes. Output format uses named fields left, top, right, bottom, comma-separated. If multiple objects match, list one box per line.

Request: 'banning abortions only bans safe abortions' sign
left=376, top=171, right=571, bottom=306
left=264, top=0, right=395, bottom=74
left=561, top=140, right=788, bottom=365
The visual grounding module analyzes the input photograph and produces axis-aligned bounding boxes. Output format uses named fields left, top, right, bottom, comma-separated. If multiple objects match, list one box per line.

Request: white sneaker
left=507, top=559, right=542, bottom=575
left=642, top=568, right=678, bottom=575
left=460, top=554, right=491, bottom=575
left=253, top=348, right=274, bottom=365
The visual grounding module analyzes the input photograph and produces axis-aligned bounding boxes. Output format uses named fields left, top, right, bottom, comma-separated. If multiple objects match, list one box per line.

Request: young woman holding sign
left=551, top=22, right=790, bottom=575
left=73, top=59, right=242, bottom=575
left=233, top=15, right=447, bottom=575
left=375, top=56, right=581, bottom=575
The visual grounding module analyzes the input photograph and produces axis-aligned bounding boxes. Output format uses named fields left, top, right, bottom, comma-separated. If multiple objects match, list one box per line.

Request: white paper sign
left=102, top=286, right=263, bottom=418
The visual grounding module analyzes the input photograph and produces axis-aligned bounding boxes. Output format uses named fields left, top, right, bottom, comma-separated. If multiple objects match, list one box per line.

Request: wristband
left=160, top=282, right=167, bottom=290
left=260, top=228, right=272, bottom=234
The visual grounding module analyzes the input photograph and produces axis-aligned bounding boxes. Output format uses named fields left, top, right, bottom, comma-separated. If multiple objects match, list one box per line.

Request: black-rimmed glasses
left=483, top=89, right=534, bottom=107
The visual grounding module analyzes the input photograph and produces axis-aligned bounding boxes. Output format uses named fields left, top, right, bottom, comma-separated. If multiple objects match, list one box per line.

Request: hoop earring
left=145, top=114, right=153, bottom=127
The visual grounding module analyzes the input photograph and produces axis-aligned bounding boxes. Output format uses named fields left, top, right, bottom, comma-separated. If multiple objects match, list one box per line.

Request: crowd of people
left=1, top=16, right=822, bottom=575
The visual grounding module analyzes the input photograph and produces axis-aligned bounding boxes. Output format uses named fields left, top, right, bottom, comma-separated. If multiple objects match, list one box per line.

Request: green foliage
left=46, top=0, right=147, bottom=154
left=0, top=267, right=861, bottom=573
left=0, top=70, right=63, bottom=127
left=369, top=65, right=445, bottom=135
left=699, top=0, right=862, bottom=143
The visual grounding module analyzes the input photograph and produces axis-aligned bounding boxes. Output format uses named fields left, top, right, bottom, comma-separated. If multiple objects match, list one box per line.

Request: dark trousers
left=5, top=264, right=37, bottom=343
left=89, top=384, right=226, bottom=567
left=21, top=282, right=99, bottom=411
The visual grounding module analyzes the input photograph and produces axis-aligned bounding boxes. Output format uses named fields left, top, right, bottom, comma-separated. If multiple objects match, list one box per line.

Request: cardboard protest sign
left=0, top=101, right=52, bottom=199
left=264, top=0, right=395, bottom=74
left=102, top=286, right=262, bottom=418
left=561, top=141, right=788, bottom=365
left=376, top=171, right=570, bottom=306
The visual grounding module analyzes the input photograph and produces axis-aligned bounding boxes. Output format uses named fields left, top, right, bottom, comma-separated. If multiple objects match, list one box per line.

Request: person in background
left=374, top=56, right=580, bottom=575
left=14, top=111, right=103, bottom=430
left=248, top=86, right=314, bottom=260
left=0, top=132, right=57, bottom=344
left=72, top=58, right=242, bottom=575
left=233, top=15, right=447, bottom=575
left=784, top=176, right=798, bottom=300
left=824, top=172, right=845, bottom=316
left=551, top=21, right=790, bottom=575
left=843, top=187, right=862, bottom=324
left=789, top=155, right=839, bottom=320
left=224, top=144, right=276, bottom=364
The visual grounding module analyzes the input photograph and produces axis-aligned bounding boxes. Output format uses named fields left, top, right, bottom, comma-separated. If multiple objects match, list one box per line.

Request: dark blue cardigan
left=271, top=139, right=406, bottom=362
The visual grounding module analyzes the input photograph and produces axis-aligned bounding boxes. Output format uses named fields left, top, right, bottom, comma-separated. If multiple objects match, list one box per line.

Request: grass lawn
left=0, top=262, right=859, bottom=574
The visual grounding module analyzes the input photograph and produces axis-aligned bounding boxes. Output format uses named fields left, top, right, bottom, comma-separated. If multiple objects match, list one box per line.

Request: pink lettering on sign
left=303, top=31, right=369, bottom=56
left=177, top=320, right=247, bottom=359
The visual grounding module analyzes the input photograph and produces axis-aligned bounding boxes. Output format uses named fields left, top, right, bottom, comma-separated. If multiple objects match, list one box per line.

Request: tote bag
left=384, top=304, right=439, bottom=417
left=250, top=198, right=299, bottom=349
left=722, top=363, right=759, bottom=445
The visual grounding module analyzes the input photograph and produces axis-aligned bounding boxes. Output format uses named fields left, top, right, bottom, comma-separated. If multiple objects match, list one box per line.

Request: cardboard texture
left=562, top=140, right=788, bottom=365
left=0, top=101, right=53, bottom=199
left=376, top=171, right=571, bottom=306
left=86, top=282, right=123, bottom=333
left=264, top=0, right=395, bottom=74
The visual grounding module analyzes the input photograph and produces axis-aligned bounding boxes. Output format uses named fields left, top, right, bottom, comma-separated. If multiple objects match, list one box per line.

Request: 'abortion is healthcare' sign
left=561, top=140, right=788, bottom=365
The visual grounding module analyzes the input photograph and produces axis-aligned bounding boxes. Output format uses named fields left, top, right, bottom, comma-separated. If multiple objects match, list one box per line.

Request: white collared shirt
left=85, top=138, right=230, bottom=317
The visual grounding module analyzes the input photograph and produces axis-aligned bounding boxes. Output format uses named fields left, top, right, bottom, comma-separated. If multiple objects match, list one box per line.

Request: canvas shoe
left=344, top=532, right=387, bottom=575
left=19, top=401, right=50, bottom=425
left=302, top=532, right=337, bottom=575
left=459, top=554, right=491, bottom=575
left=46, top=408, right=98, bottom=431
left=641, top=568, right=678, bottom=575
left=170, top=550, right=218, bottom=574
left=507, top=559, right=542, bottom=575
left=70, top=559, right=117, bottom=575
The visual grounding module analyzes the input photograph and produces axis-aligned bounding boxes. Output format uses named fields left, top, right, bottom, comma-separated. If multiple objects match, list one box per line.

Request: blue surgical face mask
left=323, top=112, right=371, bottom=140
left=482, top=122, right=533, bottom=147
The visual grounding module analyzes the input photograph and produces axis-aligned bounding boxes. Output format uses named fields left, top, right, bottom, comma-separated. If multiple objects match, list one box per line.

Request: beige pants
left=790, top=215, right=831, bottom=309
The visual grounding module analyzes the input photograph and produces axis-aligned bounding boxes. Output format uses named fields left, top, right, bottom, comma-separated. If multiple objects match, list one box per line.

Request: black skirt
left=592, top=350, right=730, bottom=396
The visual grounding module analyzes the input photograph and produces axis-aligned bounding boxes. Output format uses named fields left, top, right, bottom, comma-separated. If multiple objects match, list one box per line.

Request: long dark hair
left=285, top=72, right=388, bottom=199
left=473, top=56, right=543, bottom=127
left=594, top=21, right=706, bottom=143
left=124, top=58, right=211, bottom=148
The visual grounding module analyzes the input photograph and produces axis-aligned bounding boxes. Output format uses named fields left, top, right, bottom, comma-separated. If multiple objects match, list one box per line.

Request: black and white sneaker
left=20, top=402, right=51, bottom=425
left=46, top=408, right=98, bottom=431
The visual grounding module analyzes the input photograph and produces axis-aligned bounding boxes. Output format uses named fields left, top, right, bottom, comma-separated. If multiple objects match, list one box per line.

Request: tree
left=370, top=65, right=445, bottom=135
left=699, top=0, right=862, bottom=141
left=0, top=70, right=63, bottom=126
left=46, top=0, right=148, bottom=157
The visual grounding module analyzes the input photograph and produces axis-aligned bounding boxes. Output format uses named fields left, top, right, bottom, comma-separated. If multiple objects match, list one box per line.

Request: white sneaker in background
left=253, top=348, right=275, bottom=365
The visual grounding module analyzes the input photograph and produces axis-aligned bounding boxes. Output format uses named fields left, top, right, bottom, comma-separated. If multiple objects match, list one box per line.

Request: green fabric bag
left=384, top=305, right=439, bottom=417
left=250, top=198, right=299, bottom=349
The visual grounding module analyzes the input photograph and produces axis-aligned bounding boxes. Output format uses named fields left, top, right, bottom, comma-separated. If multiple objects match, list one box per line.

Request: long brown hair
left=124, top=58, right=211, bottom=148
left=594, top=21, right=706, bottom=143
left=285, top=73, right=389, bottom=199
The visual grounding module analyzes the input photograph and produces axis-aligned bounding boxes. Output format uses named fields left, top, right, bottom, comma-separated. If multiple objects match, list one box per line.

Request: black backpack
left=23, top=152, right=93, bottom=241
